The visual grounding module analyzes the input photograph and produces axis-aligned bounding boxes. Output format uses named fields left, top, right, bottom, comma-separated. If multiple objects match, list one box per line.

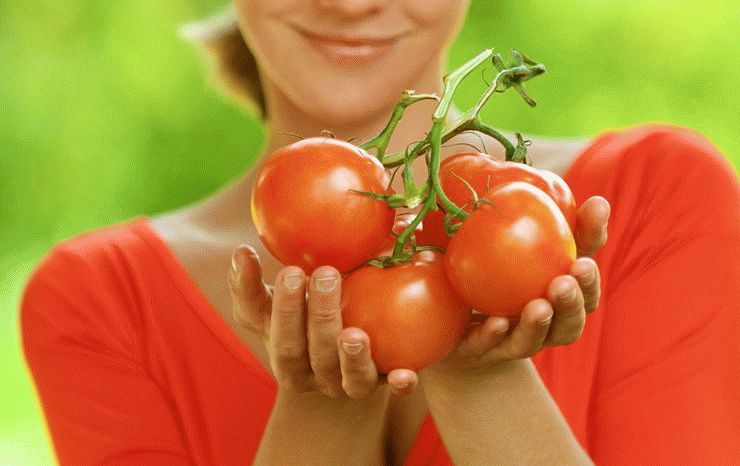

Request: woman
left=20, top=1, right=739, bottom=465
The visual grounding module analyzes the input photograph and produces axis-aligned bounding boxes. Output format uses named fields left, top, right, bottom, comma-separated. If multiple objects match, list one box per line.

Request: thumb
left=229, top=245, right=272, bottom=336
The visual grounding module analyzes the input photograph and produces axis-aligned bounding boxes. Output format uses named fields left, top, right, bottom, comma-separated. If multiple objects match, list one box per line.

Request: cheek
left=403, top=0, right=470, bottom=34
left=399, top=0, right=470, bottom=63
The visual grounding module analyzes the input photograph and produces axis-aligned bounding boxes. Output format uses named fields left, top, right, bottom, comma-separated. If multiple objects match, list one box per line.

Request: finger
left=269, top=266, right=312, bottom=392
left=570, top=257, right=601, bottom=313
left=486, top=299, right=552, bottom=361
left=386, top=369, right=419, bottom=396
left=543, top=275, right=586, bottom=347
left=575, top=196, right=610, bottom=257
left=307, top=266, right=345, bottom=399
left=336, top=328, right=379, bottom=399
left=228, top=245, right=272, bottom=335
left=454, top=317, right=510, bottom=358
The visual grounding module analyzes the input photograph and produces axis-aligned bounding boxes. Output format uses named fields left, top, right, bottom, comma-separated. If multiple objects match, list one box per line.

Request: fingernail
left=342, top=341, right=363, bottom=354
left=283, top=273, right=304, bottom=290
left=231, top=249, right=243, bottom=274
left=314, top=275, right=337, bottom=292
left=580, top=270, right=595, bottom=286
left=393, top=380, right=409, bottom=390
left=539, top=313, right=553, bottom=326
left=561, top=286, right=577, bottom=304
left=232, top=246, right=257, bottom=274
left=490, top=318, right=509, bottom=334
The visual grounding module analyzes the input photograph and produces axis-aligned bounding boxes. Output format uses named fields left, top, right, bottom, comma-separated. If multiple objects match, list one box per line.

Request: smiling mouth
left=294, top=27, right=405, bottom=68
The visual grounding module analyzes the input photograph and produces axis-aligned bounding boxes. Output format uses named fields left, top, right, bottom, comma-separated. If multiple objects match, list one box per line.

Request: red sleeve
left=588, top=127, right=740, bottom=464
left=20, top=245, right=193, bottom=465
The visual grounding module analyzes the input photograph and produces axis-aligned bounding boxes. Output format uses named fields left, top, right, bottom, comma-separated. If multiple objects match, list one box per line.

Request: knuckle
left=308, top=306, right=341, bottom=324
left=342, top=365, right=374, bottom=386
left=274, top=345, right=306, bottom=365
left=342, top=380, right=374, bottom=399
left=585, top=293, right=601, bottom=312
left=278, top=375, right=310, bottom=393
left=232, top=307, right=252, bottom=328
left=274, top=300, right=301, bottom=318
left=553, top=319, right=586, bottom=345
left=506, top=344, right=536, bottom=360
left=319, top=382, right=346, bottom=399
left=557, top=312, right=586, bottom=335
left=560, top=327, right=585, bottom=345
left=311, top=357, right=341, bottom=379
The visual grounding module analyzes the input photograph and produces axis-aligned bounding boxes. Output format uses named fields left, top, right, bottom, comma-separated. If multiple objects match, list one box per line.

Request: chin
left=300, top=86, right=398, bottom=131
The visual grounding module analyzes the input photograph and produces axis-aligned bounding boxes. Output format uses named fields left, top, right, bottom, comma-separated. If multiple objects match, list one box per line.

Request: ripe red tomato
left=341, top=250, right=471, bottom=373
left=423, top=153, right=577, bottom=249
left=415, top=208, right=450, bottom=249
left=251, top=137, right=395, bottom=274
left=444, top=182, right=576, bottom=317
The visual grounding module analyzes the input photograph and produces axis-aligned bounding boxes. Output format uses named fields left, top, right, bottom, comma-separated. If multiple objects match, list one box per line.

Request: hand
left=427, top=196, right=610, bottom=377
left=228, top=248, right=418, bottom=398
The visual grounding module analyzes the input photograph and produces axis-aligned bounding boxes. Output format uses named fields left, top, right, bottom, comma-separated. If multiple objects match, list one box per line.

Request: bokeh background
left=2, top=0, right=738, bottom=463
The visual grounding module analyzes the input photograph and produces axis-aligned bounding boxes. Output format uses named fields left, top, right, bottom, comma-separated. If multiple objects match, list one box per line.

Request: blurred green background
left=2, top=0, right=738, bottom=464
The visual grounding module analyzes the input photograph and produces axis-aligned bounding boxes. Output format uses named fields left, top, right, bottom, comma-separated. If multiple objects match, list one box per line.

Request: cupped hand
left=228, top=248, right=418, bottom=398
left=427, top=196, right=610, bottom=377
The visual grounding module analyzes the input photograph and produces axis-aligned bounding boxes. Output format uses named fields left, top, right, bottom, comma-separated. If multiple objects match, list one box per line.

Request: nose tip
left=315, top=0, right=387, bottom=18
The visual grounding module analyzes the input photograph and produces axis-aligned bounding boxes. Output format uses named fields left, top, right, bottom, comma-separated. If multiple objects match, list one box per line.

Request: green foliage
left=1, top=1, right=737, bottom=463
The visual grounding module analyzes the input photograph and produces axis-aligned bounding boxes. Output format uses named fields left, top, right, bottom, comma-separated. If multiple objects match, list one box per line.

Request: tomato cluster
left=249, top=48, right=565, bottom=372
left=251, top=137, right=578, bottom=372
left=425, top=152, right=577, bottom=317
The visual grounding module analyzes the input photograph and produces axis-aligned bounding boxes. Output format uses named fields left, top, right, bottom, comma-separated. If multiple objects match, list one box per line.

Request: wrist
left=421, top=358, right=531, bottom=392
left=419, top=358, right=537, bottom=396
left=274, top=386, right=389, bottom=417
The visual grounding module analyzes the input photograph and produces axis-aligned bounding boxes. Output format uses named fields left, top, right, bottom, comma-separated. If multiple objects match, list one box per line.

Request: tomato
left=341, top=250, right=471, bottom=373
left=415, top=208, right=450, bottom=249
left=251, top=137, right=395, bottom=274
left=424, top=152, right=577, bottom=249
left=444, top=182, right=576, bottom=317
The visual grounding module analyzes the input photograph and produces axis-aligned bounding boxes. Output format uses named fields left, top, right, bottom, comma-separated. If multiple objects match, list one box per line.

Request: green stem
left=373, top=49, right=548, bottom=264
left=428, top=122, right=467, bottom=220
left=469, top=119, right=516, bottom=160
left=391, top=193, right=435, bottom=259
left=360, top=91, right=438, bottom=162
left=381, top=55, right=546, bottom=167
left=433, top=49, right=494, bottom=120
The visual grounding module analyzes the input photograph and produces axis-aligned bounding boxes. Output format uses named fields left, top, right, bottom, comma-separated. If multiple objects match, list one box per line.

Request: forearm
left=253, top=388, right=390, bottom=465
left=421, top=359, right=592, bottom=466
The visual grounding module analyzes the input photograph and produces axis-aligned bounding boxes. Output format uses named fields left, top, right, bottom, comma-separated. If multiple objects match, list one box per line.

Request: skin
left=150, top=0, right=612, bottom=463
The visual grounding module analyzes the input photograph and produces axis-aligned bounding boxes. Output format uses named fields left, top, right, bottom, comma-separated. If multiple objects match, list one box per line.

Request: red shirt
left=20, top=124, right=740, bottom=465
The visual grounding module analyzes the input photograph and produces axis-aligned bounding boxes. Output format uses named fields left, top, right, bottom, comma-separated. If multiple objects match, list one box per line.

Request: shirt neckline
left=129, top=215, right=276, bottom=390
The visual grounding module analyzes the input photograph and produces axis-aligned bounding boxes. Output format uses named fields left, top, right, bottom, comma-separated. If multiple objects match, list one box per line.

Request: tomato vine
left=357, top=48, right=548, bottom=266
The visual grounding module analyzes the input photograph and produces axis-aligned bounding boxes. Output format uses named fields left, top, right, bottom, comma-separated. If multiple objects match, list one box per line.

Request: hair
left=179, top=7, right=267, bottom=118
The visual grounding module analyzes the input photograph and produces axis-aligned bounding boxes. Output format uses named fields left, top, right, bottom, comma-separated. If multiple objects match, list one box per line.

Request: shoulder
left=568, top=123, right=734, bottom=180
left=562, top=123, right=736, bottom=208
left=20, top=217, right=151, bottom=324
left=19, top=218, right=152, bottom=356
left=24, top=217, right=150, bottom=284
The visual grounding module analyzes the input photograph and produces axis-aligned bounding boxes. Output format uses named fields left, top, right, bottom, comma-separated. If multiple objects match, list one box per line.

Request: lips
left=297, top=29, right=402, bottom=68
